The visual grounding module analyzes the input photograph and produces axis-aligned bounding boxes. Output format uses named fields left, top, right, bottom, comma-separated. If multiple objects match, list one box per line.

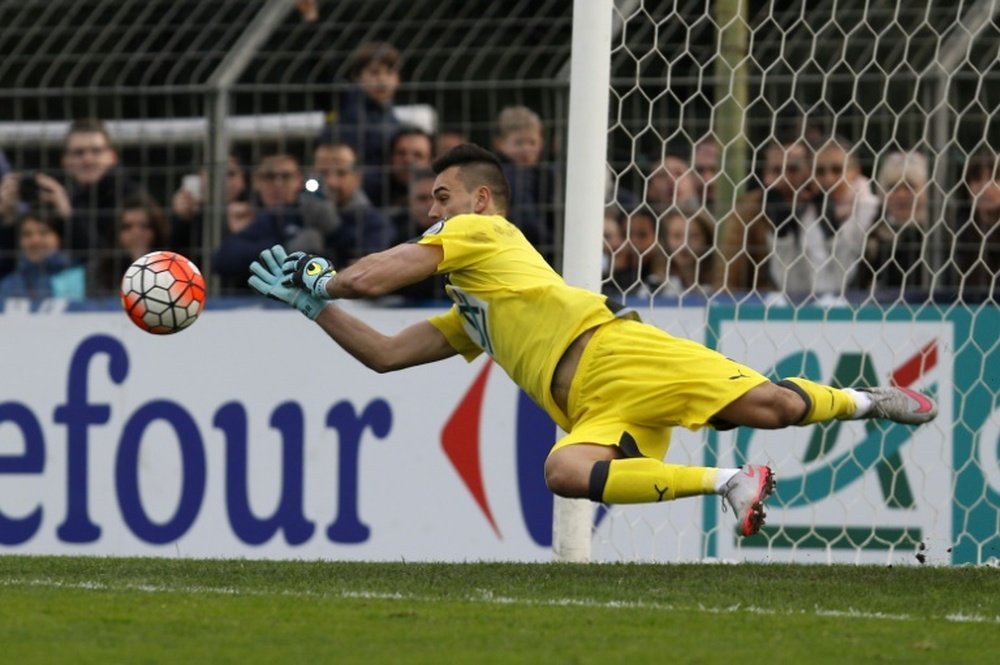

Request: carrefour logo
left=440, top=360, right=556, bottom=547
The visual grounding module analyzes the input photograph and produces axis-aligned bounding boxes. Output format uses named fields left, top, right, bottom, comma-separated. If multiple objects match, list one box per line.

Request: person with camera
left=1, top=165, right=73, bottom=281
left=212, top=152, right=338, bottom=291
left=1, top=119, right=145, bottom=281
left=311, top=141, right=392, bottom=265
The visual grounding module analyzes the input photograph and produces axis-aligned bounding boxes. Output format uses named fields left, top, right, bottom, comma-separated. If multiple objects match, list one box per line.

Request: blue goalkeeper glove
left=248, top=245, right=328, bottom=320
left=281, top=251, right=336, bottom=298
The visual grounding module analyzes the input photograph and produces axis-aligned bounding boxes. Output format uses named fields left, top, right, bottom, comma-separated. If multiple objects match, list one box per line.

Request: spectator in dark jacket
left=318, top=42, right=402, bottom=171
left=212, top=153, right=336, bottom=289
left=312, top=141, right=393, bottom=264
left=493, top=106, right=559, bottom=261
left=0, top=119, right=145, bottom=278
left=363, top=126, right=433, bottom=210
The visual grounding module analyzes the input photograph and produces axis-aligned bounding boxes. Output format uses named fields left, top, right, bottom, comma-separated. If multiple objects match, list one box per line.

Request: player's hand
left=281, top=251, right=336, bottom=298
left=248, top=245, right=328, bottom=320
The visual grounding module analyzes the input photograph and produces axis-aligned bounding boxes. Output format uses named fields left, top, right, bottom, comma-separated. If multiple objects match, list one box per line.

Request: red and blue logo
left=440, top=361, right=556, bottom=546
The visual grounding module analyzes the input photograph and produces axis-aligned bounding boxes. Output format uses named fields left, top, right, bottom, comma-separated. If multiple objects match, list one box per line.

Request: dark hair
left=64, top=118, right=112, bottom=149
left=965, top=149, right=998, bottom=186
left=117, top=194, right=170, bottom=248
left=16, top=206, right=64, bottom=239
left=390, top=125, right=434, bottom=152
left=431, top=143, right=510, bottom=214
left=314, top=140, right=358, bottom=168
left=347, top=42, right=401, bottom=80
left=626, top=204, right=658, bottom=227
left=410, top=167, right=436, bottom=183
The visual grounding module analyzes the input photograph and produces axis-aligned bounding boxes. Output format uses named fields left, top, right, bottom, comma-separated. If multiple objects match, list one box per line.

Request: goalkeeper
left=248, top=143, right=937, bottom=537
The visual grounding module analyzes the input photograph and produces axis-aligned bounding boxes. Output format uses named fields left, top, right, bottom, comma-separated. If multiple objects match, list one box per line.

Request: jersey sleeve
left=416, top=215, right=494, bottom=274
left=427, top=306, right=483, bottom=362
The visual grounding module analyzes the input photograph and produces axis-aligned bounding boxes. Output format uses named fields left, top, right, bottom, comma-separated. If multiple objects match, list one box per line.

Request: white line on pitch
left=1, top=576, right=997, bottom=626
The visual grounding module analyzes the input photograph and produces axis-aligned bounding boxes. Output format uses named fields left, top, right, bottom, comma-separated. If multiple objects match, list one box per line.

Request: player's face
left=429, top=166, right=477, bottom=221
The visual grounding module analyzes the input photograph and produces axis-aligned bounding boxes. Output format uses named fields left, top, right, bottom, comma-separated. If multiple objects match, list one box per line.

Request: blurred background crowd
left=1, top=0, right=997, bottom=306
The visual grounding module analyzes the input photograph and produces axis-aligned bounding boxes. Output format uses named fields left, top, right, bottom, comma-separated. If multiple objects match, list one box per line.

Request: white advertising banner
left=0, top=303, right=975, bottom=564
left=0, top=304, right=705, bottom=561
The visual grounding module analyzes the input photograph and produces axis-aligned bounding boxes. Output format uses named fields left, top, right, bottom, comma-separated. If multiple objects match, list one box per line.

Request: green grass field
left=1, top=556, right=998, bottom=664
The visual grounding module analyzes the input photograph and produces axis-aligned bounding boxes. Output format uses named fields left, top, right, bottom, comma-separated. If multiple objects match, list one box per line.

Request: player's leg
left=544, top=432, right=774, bottom=537
left=545, top=441, right=722, bottom=503
left=712, top=377, right=937, bottom=428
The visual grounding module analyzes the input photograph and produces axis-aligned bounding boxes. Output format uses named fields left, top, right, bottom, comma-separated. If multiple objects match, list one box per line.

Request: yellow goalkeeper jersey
left=418, top=214, right=616, bottom=430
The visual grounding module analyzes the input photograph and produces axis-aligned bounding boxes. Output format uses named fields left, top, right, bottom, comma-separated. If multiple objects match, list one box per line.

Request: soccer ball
left=120, top=251, right=206, bottom=334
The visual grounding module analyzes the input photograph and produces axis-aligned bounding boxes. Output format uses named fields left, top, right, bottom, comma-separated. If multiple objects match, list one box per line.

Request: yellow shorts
left=550, top=318, right=769, bottom=459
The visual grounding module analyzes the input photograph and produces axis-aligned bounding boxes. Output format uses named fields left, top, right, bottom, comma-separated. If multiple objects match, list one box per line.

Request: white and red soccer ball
left=120, top=251, right=206, bottom=334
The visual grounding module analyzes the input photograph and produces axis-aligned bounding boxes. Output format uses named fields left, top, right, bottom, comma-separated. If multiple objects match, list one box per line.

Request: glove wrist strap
left=312, top=272, right=334, bottom=298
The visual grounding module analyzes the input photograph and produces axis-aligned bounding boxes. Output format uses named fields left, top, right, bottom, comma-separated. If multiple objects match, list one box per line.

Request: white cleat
left=722, top=465, right=775, bottom=537
left=858, top=386, right=937, bottom=425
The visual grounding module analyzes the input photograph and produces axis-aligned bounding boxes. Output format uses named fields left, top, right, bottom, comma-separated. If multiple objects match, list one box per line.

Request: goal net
left=591, top=0, right=1000, bottom=565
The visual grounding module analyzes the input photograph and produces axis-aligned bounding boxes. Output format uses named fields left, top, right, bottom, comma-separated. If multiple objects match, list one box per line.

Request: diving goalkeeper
left=248, top=143, right=936, bottom=537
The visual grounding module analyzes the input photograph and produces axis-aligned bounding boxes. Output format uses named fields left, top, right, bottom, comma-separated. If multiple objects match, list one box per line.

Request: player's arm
left=247, top=245, right=458, bottom=372
left=325, top=242, right=442, bottom=299
left=314, top=305, right=457, bottom=372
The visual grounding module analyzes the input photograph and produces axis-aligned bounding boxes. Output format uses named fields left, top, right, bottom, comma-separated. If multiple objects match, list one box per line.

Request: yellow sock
left=589, top=458, right=717, bottom=503
left=780, top=377, right=857, bottom=425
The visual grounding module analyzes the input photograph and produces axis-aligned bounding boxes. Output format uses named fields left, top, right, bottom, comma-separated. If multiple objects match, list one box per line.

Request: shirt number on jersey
left=450, top=287, right=494, bottom=356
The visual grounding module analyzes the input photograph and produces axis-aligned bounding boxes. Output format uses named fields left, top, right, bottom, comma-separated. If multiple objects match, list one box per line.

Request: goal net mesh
left=594, top=0, right=1000, bottom=565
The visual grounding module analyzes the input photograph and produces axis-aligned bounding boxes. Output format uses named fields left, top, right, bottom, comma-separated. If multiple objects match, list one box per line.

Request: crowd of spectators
left=1, top=42, right=998, bottom=305
left=604, top=130, right=1000, bottom=304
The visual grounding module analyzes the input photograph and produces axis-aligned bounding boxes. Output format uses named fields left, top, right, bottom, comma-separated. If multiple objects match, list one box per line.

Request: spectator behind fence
left=319, top=42, right=402, bottom=169
left=693, top=136, right=720, bottom=209
left=363, top=126, right=433, bottom=211
left=601, top=207, right=632, bottom=298
left=212, top=153, right=335, bottom=289
left=389, top=167, right=436, bottom=242
left=92, top=195, right=170, bottom=297
left=662, top=207, right=716, bottom=298
left=605, top=165, right=640, bottom=214
left=392, top=167, right=448, bottom=301
left=646, top=152, right=700, bottom=215
left=436, top=127, right=469, bottom=158
left=806, top=136, right=880, bottom=297
left=312, top=141, right=392, bottom=264
left=170, top=153, right=248, bottom=267
left=619, top=205, right=667, bottom=297
left=855, top=150, right=931, bottom=296
left=953, top=149, right=1000, bottom=301
left=0, top=207, right=85, bottom=301
left=53, top=119, right=145, bottom=262
left=493, top=105, right=559, bottom=257
left=763, top=138, right=823, bottom=297
left=0, top=147, right=80, bottom=277
left=717, top=140, right=800, bottom=292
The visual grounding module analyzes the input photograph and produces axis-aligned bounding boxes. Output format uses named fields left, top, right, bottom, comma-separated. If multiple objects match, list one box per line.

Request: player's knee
left=543, top=456, right=587, bottom=498
left=770, top=382, right=808, bottom=427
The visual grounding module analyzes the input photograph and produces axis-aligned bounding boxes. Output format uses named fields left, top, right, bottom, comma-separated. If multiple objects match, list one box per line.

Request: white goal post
left=554, top=0, right=615, bottom=563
